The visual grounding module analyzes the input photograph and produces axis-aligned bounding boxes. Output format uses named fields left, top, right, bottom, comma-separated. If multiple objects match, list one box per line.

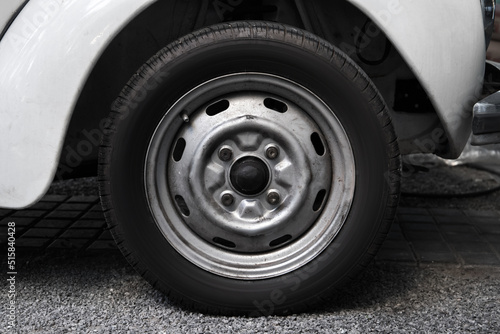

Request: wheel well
left=57, top=0, right=441, bottom=180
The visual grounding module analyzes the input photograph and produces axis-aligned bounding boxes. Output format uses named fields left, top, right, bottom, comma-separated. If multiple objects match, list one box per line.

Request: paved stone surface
left=1, top=194, right=499, bottom=267
left=0, top=195, right=113, bottom=252
left=377, top=207, right=500, bottom=266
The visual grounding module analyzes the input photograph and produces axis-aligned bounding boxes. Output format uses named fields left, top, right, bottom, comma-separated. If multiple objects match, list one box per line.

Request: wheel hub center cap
left=230, top=157, right=270, bottom=196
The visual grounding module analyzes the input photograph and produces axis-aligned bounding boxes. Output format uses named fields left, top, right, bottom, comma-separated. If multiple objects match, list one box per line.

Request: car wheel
left=99, top=21, right=400, bottom=315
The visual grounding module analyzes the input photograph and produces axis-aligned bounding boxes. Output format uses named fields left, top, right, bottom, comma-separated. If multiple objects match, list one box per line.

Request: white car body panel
left=0, top=0, right=486, bottom=209
left=0, top=0, right=26, bottom=32
left=348, top=0, right=485, bottom=157
left=0, top=0, right=157, bottom=209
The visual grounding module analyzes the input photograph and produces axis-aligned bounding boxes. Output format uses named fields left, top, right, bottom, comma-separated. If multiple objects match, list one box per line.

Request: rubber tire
left=99, top=21, right=400, bottom=316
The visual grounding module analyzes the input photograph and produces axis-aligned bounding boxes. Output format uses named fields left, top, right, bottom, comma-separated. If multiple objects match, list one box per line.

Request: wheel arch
left=300, top=0, right=485, bottom=158
left=62, top=0, right=489, bottom=185
left=346, top=0, right=485, bottom=158
left=0, top=0, right=159, bottom=209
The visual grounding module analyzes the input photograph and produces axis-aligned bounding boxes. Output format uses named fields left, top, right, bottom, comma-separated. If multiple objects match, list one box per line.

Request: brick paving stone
left=379, top=240, right=413, bottom=258
left=70, top=220, right=106, bottom=229
left=428, top=208, right=463, bottom=216
left=12, top=210, right=48, bottom=218
left=489, top=243, right=500, bottom=254
left=397, top=207, right=429, bottom=215
left=475, top=224, right=500, bottom=235
left=386, top=230, right=405, bottom=241
left=57, top=203, right=93, bottom=211
left=48, top=239, right=89, bottom=249
left=411, top=240, right=452, bottom=254
left=87, top=240, right=118, bottom=250
left=67, top=195, right=99, bottom=203
left=434, top=215, right=470, bottom=224
left=405, top=230, right=443, bottom=241
left=45, top=211, right=82, bottom=219
left=1, top=217, right=37, bottom=227
left=16, top=238, right=49, bottom=248
left=98, top=230, right=114, bottom=240
left=381, top=239, right=411, bottom=249
left=34, top=220, right=73, bottom=229
left=484, top=234, right=500, bottom=243
left=41, top=195, right=68, bottom=202
left=376, top=249, right=415, bottom=262
left=389, top=221, right=403, bottom=229
left=89, top=204, right=103, bottom=212
left=464, top=209, right=500, bottom=218
left=470, top=217, right=500, bottom=226
left=15, top=227, right=26, bottom=235
left=451, top=242, right=493, bottom=253
left=400, top=222, right=438, bottom=232
left=4, top=194, right=500, bottom=267
left=442, top=232, right=483, bottom=243
left=22, top=228, right=62, bottom=239
left=398, top=214, right=435, bottom=224
left=0, top=209, right=13, bottom=217
left=59, top=229, right=100, bottom=239
left=81, top=211, right=105, bottom=220
left=29, top=202, right=60, bottom=210
left=439, top=224, right=478, bottom=233
left=460, top=253, right=500, bottom=266
left=416, top=251, right=458, bottom=264
left=0, top=230, right=7, bottom=240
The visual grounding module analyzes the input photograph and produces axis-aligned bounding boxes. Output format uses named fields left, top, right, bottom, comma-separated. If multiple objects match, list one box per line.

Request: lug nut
left=266, top=146, right=280, bottom=160
left=221, top=193, right=235, bottom=207
left=267, top=191, right=280, bottom=205
left=219, top=147, right=233, bottom=162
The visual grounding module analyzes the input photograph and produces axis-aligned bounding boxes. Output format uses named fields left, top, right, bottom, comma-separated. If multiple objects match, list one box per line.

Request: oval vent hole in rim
left=311, top=132, right=325, bottom=156
left=264, top=98, right=288, bottom=113
left=172, top=138, right=186, bottom=162
left=313, top=189, right=327, bottom=212
left=269, top=235, right=293, bottom=247
left=175, top=195, right=190, bottom=216
left=213, top=237, right=236, bottom=249
left=206, top=99, right=230, bottom=116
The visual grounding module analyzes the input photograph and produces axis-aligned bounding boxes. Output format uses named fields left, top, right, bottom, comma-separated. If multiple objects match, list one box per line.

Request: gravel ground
left=401, top=166, right=500, bottom=197
left=400, top=165, right=500, bottom=211
left=400, top=144, right=500, bottom=211
left=2, top=250, right=499, bottom=333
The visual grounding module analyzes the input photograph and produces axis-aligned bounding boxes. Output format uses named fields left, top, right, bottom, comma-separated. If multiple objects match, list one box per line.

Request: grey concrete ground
left=1, top=150, right=500, bottom=333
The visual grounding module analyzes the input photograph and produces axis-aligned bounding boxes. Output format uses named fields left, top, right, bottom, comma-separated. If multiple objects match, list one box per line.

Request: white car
left=1, top=0, right=498, bottom=315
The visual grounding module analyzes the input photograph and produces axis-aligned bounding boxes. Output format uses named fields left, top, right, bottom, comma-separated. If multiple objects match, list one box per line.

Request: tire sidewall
left=105, top=25, right=394, bottom=315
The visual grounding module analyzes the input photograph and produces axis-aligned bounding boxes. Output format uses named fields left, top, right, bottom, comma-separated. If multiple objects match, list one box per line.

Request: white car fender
left=0, top=0, right=157, bottom=209
left=348, top=0, right=486, bottom=156
left=0, top=0, right=27, bottom=32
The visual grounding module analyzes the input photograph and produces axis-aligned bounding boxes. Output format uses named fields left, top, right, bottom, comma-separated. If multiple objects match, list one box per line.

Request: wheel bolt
left=267, top=191, right=280, bottom=205
left=221, top=193, right=235, bottom=207
left=266, top=146, right=280, bottom=160
left=219, top=147, right=233, bottom=162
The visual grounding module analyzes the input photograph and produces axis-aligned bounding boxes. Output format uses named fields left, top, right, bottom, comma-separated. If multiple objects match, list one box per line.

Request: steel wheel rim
left=145, top=73, right=355, bottom=280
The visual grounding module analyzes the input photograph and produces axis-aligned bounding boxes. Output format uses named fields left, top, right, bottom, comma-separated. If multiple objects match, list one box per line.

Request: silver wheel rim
left=145, top=73, right=355, bottom=280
